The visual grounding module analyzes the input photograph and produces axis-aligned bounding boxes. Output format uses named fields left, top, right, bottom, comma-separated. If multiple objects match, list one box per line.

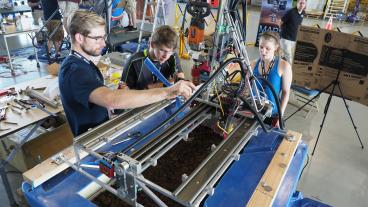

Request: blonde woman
left=251, top=31, right=292, bottom=127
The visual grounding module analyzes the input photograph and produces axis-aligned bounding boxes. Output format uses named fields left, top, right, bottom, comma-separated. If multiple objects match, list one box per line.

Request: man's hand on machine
left=166, top=80, right=196, bottom=100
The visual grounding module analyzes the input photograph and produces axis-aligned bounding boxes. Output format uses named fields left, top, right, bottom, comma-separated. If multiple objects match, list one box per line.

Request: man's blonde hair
left=67, top=10, right=105, bottom=43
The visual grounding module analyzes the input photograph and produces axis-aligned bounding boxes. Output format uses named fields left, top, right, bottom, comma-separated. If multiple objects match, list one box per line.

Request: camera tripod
left=286, top=67, right=364, bottom=155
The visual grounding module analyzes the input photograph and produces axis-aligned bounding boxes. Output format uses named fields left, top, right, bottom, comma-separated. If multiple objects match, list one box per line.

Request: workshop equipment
left=14, top=99, right=31, bottom=110
left=21, top=100, right=310, bottom=206
left=99, top=152, right=118, bottom=178
left=208, top=0, right=219, bottom=8
left=187, top=1, right=211, bottom=51
left=178, top=4, right=191, bottom=59
left=0, top=107, right=8, bottom=120
left=19, top=0, right=317, bottom=206
left=23, top=87, right=59, bottom=109
left=0, top=88, right=16, bottom=97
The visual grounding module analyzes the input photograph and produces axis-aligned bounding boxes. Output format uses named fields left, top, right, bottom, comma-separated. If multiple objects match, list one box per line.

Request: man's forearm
left=111, top=88, right=169, bottom=109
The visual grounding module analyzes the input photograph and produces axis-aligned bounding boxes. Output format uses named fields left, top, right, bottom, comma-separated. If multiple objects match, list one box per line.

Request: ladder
left=323, top=0, right=350, bottom=19
left=137, top=0, right=167, bottom=51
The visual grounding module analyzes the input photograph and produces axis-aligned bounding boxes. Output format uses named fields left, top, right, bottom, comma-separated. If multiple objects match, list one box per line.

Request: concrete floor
left=1, top=5, right=368, bottom=207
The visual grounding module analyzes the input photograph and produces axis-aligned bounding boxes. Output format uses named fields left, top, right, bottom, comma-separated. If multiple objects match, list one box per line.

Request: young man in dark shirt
left=280, top=0, right=306, bottom=64
left=59, top=10, right=195, bottom=136
left=121, top=25, right=185, bottom=90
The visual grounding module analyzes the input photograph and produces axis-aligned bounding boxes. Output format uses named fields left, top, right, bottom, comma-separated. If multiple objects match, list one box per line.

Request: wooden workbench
left=0, top=75, right=63, bottom=137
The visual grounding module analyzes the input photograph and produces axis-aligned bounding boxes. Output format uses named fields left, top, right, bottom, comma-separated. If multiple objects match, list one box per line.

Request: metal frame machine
left=21, top=0, right=312, bottom=206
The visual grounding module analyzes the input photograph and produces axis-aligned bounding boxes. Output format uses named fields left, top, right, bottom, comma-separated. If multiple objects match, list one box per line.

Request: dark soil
left=92, top=126, right=223, bottom=207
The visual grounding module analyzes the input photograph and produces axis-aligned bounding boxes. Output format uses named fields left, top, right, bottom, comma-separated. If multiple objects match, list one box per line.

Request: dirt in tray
left=92, top=125, right=224, bottom=207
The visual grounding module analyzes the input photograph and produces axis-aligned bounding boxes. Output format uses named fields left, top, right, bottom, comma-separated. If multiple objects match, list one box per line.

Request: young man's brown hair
left=150, top=25, right=178, bottom=49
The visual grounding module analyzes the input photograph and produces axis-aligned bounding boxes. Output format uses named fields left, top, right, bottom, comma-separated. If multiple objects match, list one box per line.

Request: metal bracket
left=285, top=134, right=295, bottom=141
left=232, top=153, right=240, bottom=161
left=205, top=186, right=215, bottom=196
left=51, top=153, right=66, bottom=165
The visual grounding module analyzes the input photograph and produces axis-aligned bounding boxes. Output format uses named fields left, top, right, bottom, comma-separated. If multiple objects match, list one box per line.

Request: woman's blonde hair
left=259, top=31, right=282, bottom=57
left=67, top=10, right=105, bottom=43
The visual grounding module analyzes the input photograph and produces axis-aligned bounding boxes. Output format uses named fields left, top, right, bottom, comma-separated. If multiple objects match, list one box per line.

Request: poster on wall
left=255, top=0, right=293, bottom=46
left=293, top=26, right=368, bottom=106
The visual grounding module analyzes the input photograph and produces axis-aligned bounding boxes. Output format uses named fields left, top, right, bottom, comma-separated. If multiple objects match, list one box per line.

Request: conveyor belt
left=131, top=103, right=213, bottom=167
left=74, top=100, right=172, bottom=148
left=175, top=118, right=257, bottom=206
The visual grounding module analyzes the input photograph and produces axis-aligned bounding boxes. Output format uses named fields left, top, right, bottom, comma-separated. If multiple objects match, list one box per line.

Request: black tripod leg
left=286, top=82, right=333, bottom=121
left=337, top=83, right=364, bottom=149
left=312, top=83, right=337, bottom=155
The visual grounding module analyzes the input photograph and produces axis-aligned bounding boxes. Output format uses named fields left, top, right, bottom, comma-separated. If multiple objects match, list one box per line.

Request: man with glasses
left=121, top=25, right=185, bottom=90
left=59, top=10, right=195, bottom=136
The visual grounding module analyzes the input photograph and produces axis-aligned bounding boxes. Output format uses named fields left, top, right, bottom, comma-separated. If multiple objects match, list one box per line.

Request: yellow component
left=179, top=31, right=190, bottom=60
left=222, top=54, right=242, bottom=83
left=214, top=82, right=225, bottom=116
left=217, top=121, right=228, bottom=134
left=111, top=71, right=121, bottom=80
left=226, top=122, right=234, bottom=133
left=231, top=73, right=241, bottom=83
left=174, top=4, right=180, bottom=32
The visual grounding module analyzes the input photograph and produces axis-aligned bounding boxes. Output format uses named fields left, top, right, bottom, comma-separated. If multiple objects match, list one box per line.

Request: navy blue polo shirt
left=59, top=52, right=109, bottom=136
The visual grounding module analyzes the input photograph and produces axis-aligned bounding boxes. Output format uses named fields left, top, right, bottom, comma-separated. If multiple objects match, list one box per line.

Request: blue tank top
left=253, top=57, right=282, bottom=116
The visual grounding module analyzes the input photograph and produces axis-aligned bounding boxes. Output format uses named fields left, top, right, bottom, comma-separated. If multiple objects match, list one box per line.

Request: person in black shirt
left=280, top=0, right=306, bottom=64
left=59, top=10, right=195, bottom=136
left=27, top=0, right=43, bottom=25
left=41, top=0, right=64, bottom=58
left=28, top=0, right=43, bottom=42
left=121, top=25, right=185, bottom=90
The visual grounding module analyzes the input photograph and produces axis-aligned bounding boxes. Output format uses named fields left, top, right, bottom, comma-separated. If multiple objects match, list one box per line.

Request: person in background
left=57, top=0, right=80, bottom=31
left=59, top=10, right=195, bottom=136
left=124, top=0, right=137, bottom=31
left=251, top=31, right=292, bottom=128
left=27, top=0, right=43, bottom=26
left=121, top=25, right=185, bottom=90
left=41, top=0, right=64, bottom=59
left=28, top=0, right=44, bottom=43
left=280, top=0, right=307, bottom=64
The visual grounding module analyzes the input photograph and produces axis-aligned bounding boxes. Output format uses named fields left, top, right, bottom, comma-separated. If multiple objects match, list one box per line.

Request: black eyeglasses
left=84, top=34, right=108, bottom=42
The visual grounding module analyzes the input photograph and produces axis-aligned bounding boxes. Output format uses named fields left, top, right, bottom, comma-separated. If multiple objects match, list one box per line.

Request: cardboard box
left=46, top=62, right=60, bottom=76
left=293, top=26, right=368, bottom=107
left=0, top=122, right=73, bottom=172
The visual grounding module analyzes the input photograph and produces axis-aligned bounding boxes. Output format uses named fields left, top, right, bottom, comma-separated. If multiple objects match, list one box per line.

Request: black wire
left=237, top=95, right=271, bottom=133
left=254, top=76, right=285, bottom=130
left=221, top=69, right=243, bottom=96
left=299, top=153, right=310, bottom=179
